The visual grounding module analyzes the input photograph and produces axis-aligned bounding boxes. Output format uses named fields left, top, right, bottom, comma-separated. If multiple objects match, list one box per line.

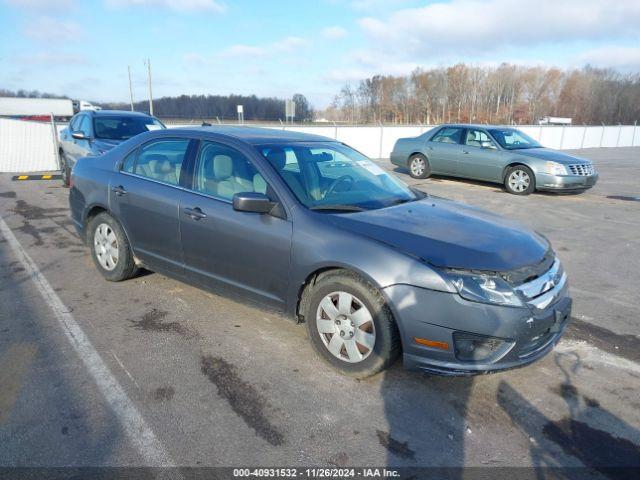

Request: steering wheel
left=324, top=175, right=354, bottom=198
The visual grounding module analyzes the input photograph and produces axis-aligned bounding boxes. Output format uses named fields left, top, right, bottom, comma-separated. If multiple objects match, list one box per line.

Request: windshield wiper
left=309, top=204, right=366, bottom=212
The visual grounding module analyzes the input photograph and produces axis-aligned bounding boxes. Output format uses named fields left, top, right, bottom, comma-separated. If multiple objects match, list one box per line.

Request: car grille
left=514, top=259, right=567, bottom=310
left=568, top=163, right=594, bottom=176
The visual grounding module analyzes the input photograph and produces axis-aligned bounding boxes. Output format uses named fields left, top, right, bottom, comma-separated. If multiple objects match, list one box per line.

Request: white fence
left=0, top=118, right=60, bottom=173
left=1, top=118, right=639, bottom=173
left=264, top=124, right=640, bottom=160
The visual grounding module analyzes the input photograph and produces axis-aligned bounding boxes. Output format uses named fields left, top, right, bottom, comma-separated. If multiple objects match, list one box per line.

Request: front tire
left=408, top=154, right=431, bottom=179
left=505, top=165, right=535, bottom=195
left=60, top=152, right=71, bottom=187
left=87, top=212, right=138, bottom=281
left=304, top=270, right=400, bottom=378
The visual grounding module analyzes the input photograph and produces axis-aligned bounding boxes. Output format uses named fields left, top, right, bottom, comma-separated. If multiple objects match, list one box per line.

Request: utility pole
left=128, top=65, right=134, bottom=111
left=146, top=58, right=153, bottom=116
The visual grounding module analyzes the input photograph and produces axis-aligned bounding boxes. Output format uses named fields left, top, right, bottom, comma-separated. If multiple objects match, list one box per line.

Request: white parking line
left=0, top=215, right=175, bottom=467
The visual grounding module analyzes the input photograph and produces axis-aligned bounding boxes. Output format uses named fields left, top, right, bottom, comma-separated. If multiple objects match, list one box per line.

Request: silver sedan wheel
left=508, top=169, right=531, bottom=192
left=94, top=223, right=119, bottom=271
left=316, top=291, right=376, bottom=363
left=410, top=157, right=425, bottom=177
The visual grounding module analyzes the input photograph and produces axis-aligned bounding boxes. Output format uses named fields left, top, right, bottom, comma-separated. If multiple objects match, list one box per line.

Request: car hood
left=514, top=148, right=590, bottom=165
left=327, top=197, right=549, bottom=272
left=93, top=138, right=123, bottom=151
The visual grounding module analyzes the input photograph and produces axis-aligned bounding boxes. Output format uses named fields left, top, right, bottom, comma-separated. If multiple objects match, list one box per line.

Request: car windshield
left=93, top=116, right=165, bottom=140
left=258, top=142, right=420, bottom=211
left=487, top=128, right=542, bottom=150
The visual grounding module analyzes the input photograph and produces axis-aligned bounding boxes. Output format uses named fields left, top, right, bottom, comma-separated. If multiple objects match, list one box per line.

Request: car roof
left=87, top=110, right=155, bottom=118
left=438, top=123, right=517, bottom=130
left=164, top=125, right=334, bottom=145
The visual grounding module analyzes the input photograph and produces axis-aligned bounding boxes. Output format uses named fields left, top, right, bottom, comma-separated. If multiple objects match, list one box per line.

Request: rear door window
left=132, top=139, right=190, bottom=186
left=431, top=127, right=463, bottom=144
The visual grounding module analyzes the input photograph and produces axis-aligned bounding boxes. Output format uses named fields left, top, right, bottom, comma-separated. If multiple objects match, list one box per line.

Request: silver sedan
left=390, top=124, right=599, bottom=195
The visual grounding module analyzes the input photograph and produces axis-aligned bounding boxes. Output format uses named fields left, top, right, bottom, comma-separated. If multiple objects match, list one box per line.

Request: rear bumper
left=390, top=152, right=407, bottom=168
left=383, top=284, right=571, bottom=376
left=535, top=172, right=598, bottom=191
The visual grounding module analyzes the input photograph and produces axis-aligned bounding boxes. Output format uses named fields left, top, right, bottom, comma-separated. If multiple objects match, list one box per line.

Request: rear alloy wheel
left=408, top=154, right=430, bottom=179
left=304, top=270, right=400, bottom=378
left=87, top=212, right=138, bottom=281
left=505, top=165, right=535, bottom=195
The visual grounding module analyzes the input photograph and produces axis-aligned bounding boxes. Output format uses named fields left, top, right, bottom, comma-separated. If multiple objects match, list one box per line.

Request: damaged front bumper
left=384, top=273, right=571, bottom=375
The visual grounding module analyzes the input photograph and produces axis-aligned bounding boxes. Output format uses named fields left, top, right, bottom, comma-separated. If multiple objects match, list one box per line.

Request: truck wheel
left=304, top=270, right=400, bottom=378
left=87, top=212, right=138, bottom=282
left=408, top=154, right=431, bottom=179
left=505, top=165, right=535, bottom=195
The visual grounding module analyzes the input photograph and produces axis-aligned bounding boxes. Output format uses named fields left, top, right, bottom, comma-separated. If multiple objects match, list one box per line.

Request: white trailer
left=537, top=116, right=572, bottom=125
left=0, top=97, right=74, bottom=121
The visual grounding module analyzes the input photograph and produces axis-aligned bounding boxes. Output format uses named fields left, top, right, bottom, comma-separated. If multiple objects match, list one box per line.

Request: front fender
left=286, top=212, right=453, bottom=317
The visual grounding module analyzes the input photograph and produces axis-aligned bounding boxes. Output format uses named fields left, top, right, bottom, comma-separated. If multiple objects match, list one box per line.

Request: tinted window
left=193, top=141, right=267, bottom=201
left=78, top=116, right=91, bottom=137
left=134, top=139, right=189, bottom=186
left=93, top=116, right=165, bottom=140
left=431, top=127, right=463, bottom=144
left=465, top=129, right=496, bottom=148
left=70, top=115, right=82, bottom=132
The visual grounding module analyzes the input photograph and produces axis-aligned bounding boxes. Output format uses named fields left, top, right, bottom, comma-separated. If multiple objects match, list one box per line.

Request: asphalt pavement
left=0, top=147, right=639, bottom=476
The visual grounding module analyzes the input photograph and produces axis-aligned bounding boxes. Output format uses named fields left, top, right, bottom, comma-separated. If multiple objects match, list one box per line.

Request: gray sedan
left=69, top=126, right=571, bottom=378
left=391, top=124, right=598, bottom=195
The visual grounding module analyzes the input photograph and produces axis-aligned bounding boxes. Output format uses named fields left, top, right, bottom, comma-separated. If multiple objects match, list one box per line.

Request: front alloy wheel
left=505, top=166, right=535, bottom=195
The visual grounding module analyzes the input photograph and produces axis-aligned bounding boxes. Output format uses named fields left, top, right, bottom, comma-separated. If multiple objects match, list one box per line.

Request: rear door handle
left=111, top=185, right=127, bottom=196
left=184, top=207, right=207, bottom=220
left=462, top=150, right=470, bottom=154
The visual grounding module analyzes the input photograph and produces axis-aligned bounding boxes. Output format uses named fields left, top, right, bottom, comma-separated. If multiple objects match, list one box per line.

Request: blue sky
left=1, top=0, right=639, bottom=108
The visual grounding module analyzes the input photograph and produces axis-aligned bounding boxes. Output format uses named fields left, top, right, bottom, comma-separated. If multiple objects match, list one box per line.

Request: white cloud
left=105, top=0, right=226, bottom=13
left=322, top=26, right=348, bottom=40
left=359, top=0, right=640, bottom=56
left=24, top=17, right=83, bottom=42
left=219, top=36, right=310, bottom=58
left=578, top=46, right=640, bottom=71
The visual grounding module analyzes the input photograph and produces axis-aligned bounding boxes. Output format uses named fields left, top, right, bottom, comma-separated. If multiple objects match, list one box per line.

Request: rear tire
left=504, top=165, right=535, bottom=195
left=408, top=154, right=431, bottom=179
left=304, top=270, right=400, bottom=378
left=60, top=152, right=71, bottom=187
left=87, top=212, right=138, bottom=282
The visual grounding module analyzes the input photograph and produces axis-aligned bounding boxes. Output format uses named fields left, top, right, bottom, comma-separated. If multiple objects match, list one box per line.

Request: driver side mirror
left=481, top=141, right=497, bottom=150
left=72, top=132, right=89, bottom=140
left=233, top=192, right=284, bottom=218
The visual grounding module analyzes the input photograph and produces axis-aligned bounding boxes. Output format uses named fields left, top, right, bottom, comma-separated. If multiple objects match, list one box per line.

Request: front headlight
left=450, top=272, right=524, bottom=307
left=544, top=161, right=567, bottom=175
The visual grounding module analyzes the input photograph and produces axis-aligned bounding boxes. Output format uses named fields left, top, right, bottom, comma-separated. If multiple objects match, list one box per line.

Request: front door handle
left=462, top=150, right=470, bottom=154
left=111, top=185, right=127, bottom=196
left=184, top=207, right=207, bottom=220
